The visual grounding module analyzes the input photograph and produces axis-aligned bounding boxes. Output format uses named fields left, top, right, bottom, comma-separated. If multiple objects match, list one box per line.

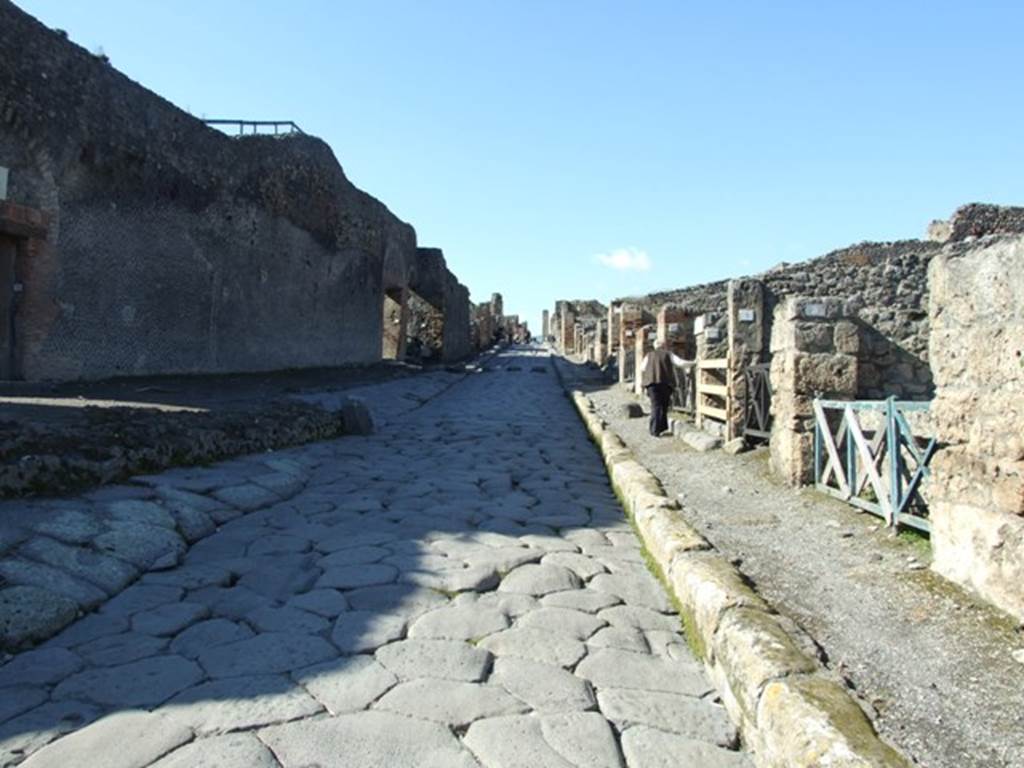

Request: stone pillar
left=561, top=309, right=576, bottom=354
left=594, top=319, right=606, bottom=365
left=726, top=280, right=767, bottom=440
left=608, top=302, right=621, bottom=359
left=381, top=287, right=409, bottom=360
left=542, top=309, right=549, bottom=341
left=633, top=324, right=655, bottom=396
left=768, top=296, right=858, bottom=486
left=926, top=235, right=1024, bottom=620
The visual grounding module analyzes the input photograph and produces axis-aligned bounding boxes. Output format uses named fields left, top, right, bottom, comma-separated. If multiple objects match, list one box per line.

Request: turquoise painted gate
left=813, top=397, right=937, bottom=532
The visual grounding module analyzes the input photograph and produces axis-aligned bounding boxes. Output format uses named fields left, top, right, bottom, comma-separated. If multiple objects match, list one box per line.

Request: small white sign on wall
left=694, top=315, right=706, bottom=334
left=667, top=322, right=681, bottom=333
left=738, top=308, right=756, bottom=323
left=804, top=303, right=827, bottom=318
left=706, top=327, right=721, bottom=341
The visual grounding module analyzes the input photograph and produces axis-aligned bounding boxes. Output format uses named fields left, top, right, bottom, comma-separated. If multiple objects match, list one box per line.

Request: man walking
left=640, top=337, right=688, bottom=436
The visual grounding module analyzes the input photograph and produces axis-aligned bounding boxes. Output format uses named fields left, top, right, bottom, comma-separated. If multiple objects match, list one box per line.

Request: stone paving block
left=170, top=618, right=254, bottom=659
left=597, top=687, right=737, bottom=746
left=0, top=686, right=48, bottom=724
left=286, top=588, right=349, bottom=618
left=318, top=545, right=391, bottom=567
left=198, top=632, right=337, bottom=677
left=541, top=589, right=621, bottom=614
left=0, top=647, right=83, bottom=688
left=541, top=711, right=625, bottom=768
left=142, top=563, right=233, bottom=590
left=498, top=563, right=582, bottom=596
left=588, top=573, right=673, bottom=613
left=101, top=584, right=183, bottom=617
left=53, top=655, right=204, bottom=707
left=490, top=656, right=597, bottom=713
left=94, top=521, right=186, bottom=570
left=292, top=655, right=398, bottom=714
left=0, top=559, right=107, bottom=609
left=344, top=585, right=448, bottom=620
left=211, top=483, right=281, bottom=511
left=31, top=510, right=102, bottom=546
left=409, top=602, right=510, bottom=641
left=0, top=700, right=100, bottom=766
left=645, top=629, right=688, bottom=658
left=479, top=627, right=586, bottom=668
left=247, top=605, right=329, bottom=634
left=131, top=602, right=209, bottom=636
left=153, top=485, right=230, bottom=515
left=375, top=638, right=492, bottom=682
left=17, top=709, right=193, bottom=768
left=260, top=711, right=479, bottom=768
left=400, top=564, right=500, bottom=593
left=105, top=499, right=177, bottom=529
left=191, top=585, right=274, bottom=621
left=598, top=605, right=679, bottom=632
left=331, top=611, right=407, bottom=654
left=517, top=607, right=607, bottom=641
left=463, top=546, right=546, bottom=572
left=588, top=626, right=650, bottom=654
left=317, top=563, right=399, bottom=590
left=247, top=534, right=311, bottom=556
left=75, top=631, right=169, bottom=667
left=575, top=648, right=712, bottom=697
left=541, top=552, right=609, bottom=580
left=238, top=563, right=320, bottom=602
left=519, top=535, right=580, bottom=553
left=150, top=732, right=281, bottom=768
left=163, top=674, right=322, bottom=734
left=464, top=714, right=575, bottom=768
left=474, top=591, right=539, bottom=618
left=620, top=726, right=753, bottom=768
left=375, top=678, right=527, bottom=726
left=0, top=586, right=78, bottom=649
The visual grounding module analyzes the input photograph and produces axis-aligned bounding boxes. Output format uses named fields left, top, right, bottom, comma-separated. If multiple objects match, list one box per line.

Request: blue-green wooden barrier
left=813, top=396, right=937, bottom=532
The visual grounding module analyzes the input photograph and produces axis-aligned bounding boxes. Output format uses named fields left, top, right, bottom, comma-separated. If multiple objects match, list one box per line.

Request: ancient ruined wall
left=930, top=203, right=1024, bottom=243
left=0, top=2, right=426, bottom=379
left=927, top=234, right=1024, bottom=620
left=621, top=240, right=940, bottom=399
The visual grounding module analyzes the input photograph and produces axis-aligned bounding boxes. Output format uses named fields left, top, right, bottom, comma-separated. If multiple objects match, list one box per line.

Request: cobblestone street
left=0, top=348, right=751, bottom=767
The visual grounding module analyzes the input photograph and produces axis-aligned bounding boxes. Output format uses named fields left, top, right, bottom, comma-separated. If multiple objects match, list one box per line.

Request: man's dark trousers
left=646, top=382, right=672, bottom=436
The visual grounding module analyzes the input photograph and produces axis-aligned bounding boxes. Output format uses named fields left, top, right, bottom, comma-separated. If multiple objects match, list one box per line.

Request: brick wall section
left=926, top=234, right=1024, bottom=620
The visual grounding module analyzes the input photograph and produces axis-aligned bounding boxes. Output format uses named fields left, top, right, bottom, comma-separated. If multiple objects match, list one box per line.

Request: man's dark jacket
left=641, top=348, right=675, bottom=387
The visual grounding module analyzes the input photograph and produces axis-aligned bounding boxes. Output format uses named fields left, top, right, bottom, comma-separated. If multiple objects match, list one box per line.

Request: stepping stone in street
left=292, top=655, right=398, bottom=714
left=498, top=563, right=581, bottom=596
left=490, top=657, right=597, bottom=713
left=162, top=674, right=323, bottom=735
left=53, top=655, right=204, bottom=707
left=259, top=711, right=479, bottom=768
left=479, top=627, right=586, bottom=668
left=375, top=638, right=491, bottom=682
left=198, top=632, right=337, bottom=678
left=149, top=732, right=280, bottom=768
left=331, top=611, right=407, bottom=654
left=619, top=726, right=752, bottom=768
left=15, top=710, right=192, bottom=768
left=597, top=687, right=737, bottom=746
left=375, top=678, right=528, bottom=727
left=575, top=648, right=711, bottom=697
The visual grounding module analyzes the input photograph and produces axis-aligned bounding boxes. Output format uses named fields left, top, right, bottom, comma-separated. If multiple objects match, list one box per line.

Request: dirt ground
left=557, top=358, right=1024, bottom=768
left=0, top=362, right=430, bottom=499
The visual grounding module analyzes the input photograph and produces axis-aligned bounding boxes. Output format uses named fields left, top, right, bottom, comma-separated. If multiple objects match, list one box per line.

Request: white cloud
left=594, top=247, right=651, bottom=272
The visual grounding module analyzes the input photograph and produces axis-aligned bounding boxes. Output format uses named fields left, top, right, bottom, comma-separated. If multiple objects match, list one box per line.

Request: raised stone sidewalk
left=0, top=348, right=752, bottom=767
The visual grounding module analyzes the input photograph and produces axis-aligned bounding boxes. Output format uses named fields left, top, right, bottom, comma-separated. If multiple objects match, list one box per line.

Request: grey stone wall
left=0, top=2, right=468, bottom=380
left=926, top=234, right=1024, bottom=620
left=932, top=203, right=1024, bottom=243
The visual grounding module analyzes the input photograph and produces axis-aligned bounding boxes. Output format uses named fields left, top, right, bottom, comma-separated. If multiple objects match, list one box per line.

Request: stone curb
left=561, top=379, right=911, bottom=768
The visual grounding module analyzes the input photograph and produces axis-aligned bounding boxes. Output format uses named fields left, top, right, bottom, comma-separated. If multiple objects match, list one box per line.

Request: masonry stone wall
left=0, top=1, right=473, bottom=379
left=926, top=234, right=1024, bottom=620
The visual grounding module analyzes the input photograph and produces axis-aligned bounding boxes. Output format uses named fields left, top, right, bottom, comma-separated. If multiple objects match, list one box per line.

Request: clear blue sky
left=19, top=1, right=1024, bottom=331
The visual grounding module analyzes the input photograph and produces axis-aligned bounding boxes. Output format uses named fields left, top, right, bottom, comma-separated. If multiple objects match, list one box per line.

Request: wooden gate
left=743, top=362, right=772, bottom=441
left=813, top=397, right=936, bottom=532
left=695, top=357, right=729, bottom=432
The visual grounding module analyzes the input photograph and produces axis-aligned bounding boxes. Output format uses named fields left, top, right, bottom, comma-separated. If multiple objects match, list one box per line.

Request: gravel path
left=0, top=347, right=751, bottom=768
left=571, top=363, right=1024, bottom=768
